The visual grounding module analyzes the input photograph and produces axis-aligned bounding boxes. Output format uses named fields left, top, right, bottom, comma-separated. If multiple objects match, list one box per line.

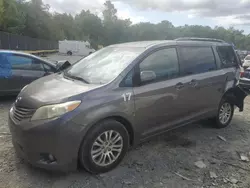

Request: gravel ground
left=1, top=96, right=250, bottom=188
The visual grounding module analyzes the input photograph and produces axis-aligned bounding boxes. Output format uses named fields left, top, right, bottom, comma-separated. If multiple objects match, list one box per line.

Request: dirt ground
left=0, top=96, right=250, bottom=188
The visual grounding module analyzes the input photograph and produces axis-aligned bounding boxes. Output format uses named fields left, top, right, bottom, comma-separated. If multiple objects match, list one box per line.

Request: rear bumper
left=8, top=113, right=84, bottom=172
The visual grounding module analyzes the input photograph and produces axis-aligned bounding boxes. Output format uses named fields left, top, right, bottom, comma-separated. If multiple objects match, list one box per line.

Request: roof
left=109, top=39, right=230, bottom=49
left=110, top=41, right=176, bottom=49
left=175, top=37, right=225, bottom=43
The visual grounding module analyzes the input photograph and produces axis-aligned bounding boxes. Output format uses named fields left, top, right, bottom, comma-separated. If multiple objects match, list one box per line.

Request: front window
left=65, top=47, right=144, bottom=84
left=139, top=48, right=179, bottom=84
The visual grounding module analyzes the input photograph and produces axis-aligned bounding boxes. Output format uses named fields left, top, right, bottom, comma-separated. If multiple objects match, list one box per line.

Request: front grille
left=12, top=105, right=35, bottom=122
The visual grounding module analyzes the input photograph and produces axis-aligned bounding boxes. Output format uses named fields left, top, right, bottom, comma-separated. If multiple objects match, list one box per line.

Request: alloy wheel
left=219, top=102, right=232, bottom=124
left=91, top=130, right=123, bottom=167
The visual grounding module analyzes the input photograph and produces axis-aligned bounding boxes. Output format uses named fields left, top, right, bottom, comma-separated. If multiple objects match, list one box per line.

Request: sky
left=43, top=0, right=250, bottom=34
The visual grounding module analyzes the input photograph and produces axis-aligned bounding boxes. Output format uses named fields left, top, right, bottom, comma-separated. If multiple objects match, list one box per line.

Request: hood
left=17, top=73, right=101, bottom=109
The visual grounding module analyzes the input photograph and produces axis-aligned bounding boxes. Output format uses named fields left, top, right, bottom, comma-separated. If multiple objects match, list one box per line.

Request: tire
left=67, top=51, right=72, bottom=56
left=79, top=120, right=129, bottom=174
left=215, top=98, right=234, bottom=128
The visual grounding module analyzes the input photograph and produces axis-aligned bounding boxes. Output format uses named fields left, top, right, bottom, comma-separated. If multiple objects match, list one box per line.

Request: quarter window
left=123, top=69, right=134, bottom=87
left=217, top=46, right=237, bottom=68
left=179, top=47, right=216, bottom=75
left=139, top=48, right=179, bottom=84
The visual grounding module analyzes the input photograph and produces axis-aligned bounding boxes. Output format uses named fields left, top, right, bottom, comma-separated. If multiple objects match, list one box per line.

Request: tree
left=0, top=0, right=3, bottom=26
left=52, top=13, right=77, bottom=40
left=0, top=0, right=25, bottom=33
left=103, top=0, right=117, bottom=23
left=102, top=1, right=132, bottom=45
left=1, top=0, right=250, bottom=50
left=75, top=10, right=104, bottom=48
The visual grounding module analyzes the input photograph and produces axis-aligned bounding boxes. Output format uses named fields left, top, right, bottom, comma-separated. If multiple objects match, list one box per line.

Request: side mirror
left=56, top=60, right=71, bottom=71
left=140, top=71, right=156, bottom=83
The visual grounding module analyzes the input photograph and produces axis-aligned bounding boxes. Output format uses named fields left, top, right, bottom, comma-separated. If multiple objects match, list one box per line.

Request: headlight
left=31, top=101, right=81, bottom=121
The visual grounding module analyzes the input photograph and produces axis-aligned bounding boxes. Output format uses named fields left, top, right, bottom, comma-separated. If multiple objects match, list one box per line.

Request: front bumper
left=8, top=113, right=84, bottom=172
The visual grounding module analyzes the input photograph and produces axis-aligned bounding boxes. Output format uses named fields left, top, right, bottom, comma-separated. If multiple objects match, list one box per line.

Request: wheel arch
left=108, top=116, right=135, bottom=146
left=80, top=115, right=135, bottom=147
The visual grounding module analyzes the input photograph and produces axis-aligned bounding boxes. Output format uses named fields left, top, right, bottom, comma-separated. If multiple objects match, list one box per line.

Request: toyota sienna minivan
left=8, top=38, right=247, bottom=174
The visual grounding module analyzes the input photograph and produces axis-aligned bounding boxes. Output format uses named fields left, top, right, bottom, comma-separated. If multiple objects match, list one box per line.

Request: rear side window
left=7, top=55, right=32, bottom=70
left=43, top=63, right=55, bottom=72
left=217, top=46, right=237, bottom=68
left=139, top=48, right=179, bottom=83
left=6, top=55, right=44, bottom=71
left=179, top=46, right=216, bottom=76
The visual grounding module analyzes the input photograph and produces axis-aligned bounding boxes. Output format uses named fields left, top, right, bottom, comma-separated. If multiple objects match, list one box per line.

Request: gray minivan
left=8, top=38, right=247, bottom=173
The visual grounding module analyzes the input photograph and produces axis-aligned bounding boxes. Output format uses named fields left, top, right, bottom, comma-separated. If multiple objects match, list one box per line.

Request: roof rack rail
left=175, top=37, right=225, bottom=43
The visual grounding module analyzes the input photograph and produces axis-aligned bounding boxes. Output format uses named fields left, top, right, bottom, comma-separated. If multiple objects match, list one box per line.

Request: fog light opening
left=40, top=153, right=57, bottom=164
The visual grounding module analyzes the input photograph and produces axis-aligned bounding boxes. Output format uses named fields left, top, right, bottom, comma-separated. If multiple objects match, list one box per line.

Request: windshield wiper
left=64, top=72, right=89, bottom=84
left=72, top=76, right=90, bottom=84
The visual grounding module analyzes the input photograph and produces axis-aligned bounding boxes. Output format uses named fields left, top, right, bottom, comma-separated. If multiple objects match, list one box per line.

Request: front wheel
left=215, top=99, right=234, bottom=128
left=79, top=120, right=129, bottom=174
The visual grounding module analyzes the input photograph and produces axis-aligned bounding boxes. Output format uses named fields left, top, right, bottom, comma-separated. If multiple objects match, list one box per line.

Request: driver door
left=132, top=47, right=184, bottom=137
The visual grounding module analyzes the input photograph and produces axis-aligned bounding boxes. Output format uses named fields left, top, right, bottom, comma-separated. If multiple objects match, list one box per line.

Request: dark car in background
left=0, top=50, right=70, bottom=96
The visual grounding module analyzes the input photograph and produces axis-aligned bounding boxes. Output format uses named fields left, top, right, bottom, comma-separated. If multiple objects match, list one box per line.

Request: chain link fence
left=0, top=31, right=58, bottom=51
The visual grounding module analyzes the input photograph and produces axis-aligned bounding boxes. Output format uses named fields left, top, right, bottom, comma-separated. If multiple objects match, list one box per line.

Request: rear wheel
left=215, top=98, right=234, bottom=128
left=67, top=51, right=72, bottom=56
left=79, top=120, right=129, bottom=174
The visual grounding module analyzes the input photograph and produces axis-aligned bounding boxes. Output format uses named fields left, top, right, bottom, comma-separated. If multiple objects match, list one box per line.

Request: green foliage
left=0, top=0, right=26, bottom=33
left=0, top=0, right=4, bottom=25
left=1, top=0, right=250, bottom=50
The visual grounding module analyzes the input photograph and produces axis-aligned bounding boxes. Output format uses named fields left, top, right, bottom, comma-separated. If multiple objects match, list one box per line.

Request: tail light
left=240, top=71, right=245, bottom=78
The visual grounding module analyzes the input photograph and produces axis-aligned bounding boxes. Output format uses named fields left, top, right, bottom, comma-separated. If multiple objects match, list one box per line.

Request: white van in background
left=59, top=40, right=95, bottom=56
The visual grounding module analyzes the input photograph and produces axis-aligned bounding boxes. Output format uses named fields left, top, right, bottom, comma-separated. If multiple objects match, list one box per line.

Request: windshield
left=65, top=47, right=144, bottom=84
left=245, top=56, right=250, bottom=60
